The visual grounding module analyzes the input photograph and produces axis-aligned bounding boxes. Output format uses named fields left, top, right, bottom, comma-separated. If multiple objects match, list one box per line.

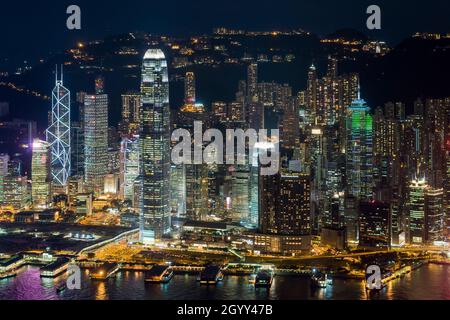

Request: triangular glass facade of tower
left=46, top=66, right=71, bottom=187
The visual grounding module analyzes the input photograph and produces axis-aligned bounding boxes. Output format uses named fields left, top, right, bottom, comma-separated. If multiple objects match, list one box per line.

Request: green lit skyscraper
left=345, top=92, right=374, bottom=200
left=345, top=90, right=374, bottom=243
left=140, top=49, right=171, bottom=244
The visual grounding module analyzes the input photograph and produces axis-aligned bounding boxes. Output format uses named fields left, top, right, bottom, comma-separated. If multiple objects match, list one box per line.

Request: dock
left=90, top=263, right=120, bottom=281
left=40, top=257, right=71, bottom=278
left=145, top=265, right=174, bottom=283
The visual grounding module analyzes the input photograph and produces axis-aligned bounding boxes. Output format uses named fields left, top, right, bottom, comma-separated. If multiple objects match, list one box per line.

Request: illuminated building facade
left=84, top=94, right=109, bottom=196
left=359, top=200, right=391, bottom=248
left=176, top=85, right=208, bottom=221
left=345, top=92, right=374, bottom=201
left=424, top=187, right=444, bottom=243
left=120, top=93, right=141, bottom=136
left=231, top=165, right=250, bottom=223
left=46, top=67, right=71, bottom=189
left=119, top=136, right=140, bottom=202
left=247, top=63, right=258, bottom=103
left=31, top=139, right=51, bottom=209
left=260, top=169, right=311, bottom=236
left=344, top=92, right=373, bottom=243
left=184, top=72, right=196, bottom=105
left=0, top=154, right=9, bottom=205
left=407, top=179, right=427, bottom=244
left=140, top=49, right=171, bottom=243
left=3, top=174, right=28, bottom=211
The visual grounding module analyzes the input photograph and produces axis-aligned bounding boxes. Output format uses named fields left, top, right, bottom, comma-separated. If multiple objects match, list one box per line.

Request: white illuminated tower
left=46, top=66, right=71, bottom=188
left=140, top=49, right=171, bottom=244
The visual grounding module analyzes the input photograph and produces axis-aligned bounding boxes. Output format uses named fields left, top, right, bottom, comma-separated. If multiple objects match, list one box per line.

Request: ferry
left=145, top=265, right=174, bottom=284
left=199, top=265, right=224, bottom=285
left=255, top=269, right=274, bottom=288
left=311, top=272, right=329, bottom=289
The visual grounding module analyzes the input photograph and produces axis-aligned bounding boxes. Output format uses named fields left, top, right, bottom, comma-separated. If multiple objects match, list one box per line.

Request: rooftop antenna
left=61, top=64, right=64, bottom=84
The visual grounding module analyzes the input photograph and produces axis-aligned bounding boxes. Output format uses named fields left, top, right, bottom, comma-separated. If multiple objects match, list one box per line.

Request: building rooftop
left=144, top=49, right=165, bottom=60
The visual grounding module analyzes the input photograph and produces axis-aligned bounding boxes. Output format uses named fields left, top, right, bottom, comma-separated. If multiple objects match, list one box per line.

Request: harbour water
left=0, top=264, right=448, bottom=300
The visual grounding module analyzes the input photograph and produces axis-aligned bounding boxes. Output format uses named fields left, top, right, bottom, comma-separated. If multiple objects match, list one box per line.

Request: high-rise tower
left=184, top=72, right=196, bottom=105
left=84, top=90, right=109, bottom=196
left=46, top=66, right=71, bottom=189
left=140, top=49, right=171, bottom=244
left=345, top=91, right=374, bottom=200
left=32, top=139, right=51, bottom=209
left=344, top=89, right=374, bottom=243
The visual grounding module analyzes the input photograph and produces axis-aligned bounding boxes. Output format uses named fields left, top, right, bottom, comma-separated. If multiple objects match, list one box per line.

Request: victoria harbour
left=0, top=264, right=448, bottom=300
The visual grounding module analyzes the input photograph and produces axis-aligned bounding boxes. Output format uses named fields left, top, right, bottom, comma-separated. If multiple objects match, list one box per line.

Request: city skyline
left=0, top=4, right=449, bottom=304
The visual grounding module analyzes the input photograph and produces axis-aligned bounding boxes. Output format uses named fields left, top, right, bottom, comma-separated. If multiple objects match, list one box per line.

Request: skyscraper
left=119, top=136, right=140, bottom=202
left=407, top=179, right=427, bottom=244
left=84, top=93, right=109, bottom=196
left=359, top=200, right=391, bottom=248
left=247, top=63, right=258, bottom=103
left=0, top=154, right=9, bottom=205
left=260, top=169, right=311, bottom=236
left=140, top=49, right=171, bottom=244
left=345, top=91, right=374, bottom=200
left=46, top=67, right=71, bottom=189
left=184, top=72, right=196, bottom=105
left=307, top=64, right=318, bottom=124
left=424, top=187, right=444, bottom=244
left=344, top=90, right=374, bottom=243
left=32, top=139, right=51, bottom=209
left=120, top=93, right=141, bottom=136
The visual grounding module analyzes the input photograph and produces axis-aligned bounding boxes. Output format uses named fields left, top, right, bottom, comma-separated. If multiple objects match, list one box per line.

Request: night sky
left=1, top=0, right=450, bottom=67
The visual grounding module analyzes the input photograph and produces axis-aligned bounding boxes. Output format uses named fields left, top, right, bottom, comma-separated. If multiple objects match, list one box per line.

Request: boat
left=248, top=274, right=257, bottom=284
left=145, top=265, right=174, bottom=284
left=255, top=269, right=274, bottom=288
left=311, top=272, right=329, bottom=288
left=199, top=265, right=223, bottom=285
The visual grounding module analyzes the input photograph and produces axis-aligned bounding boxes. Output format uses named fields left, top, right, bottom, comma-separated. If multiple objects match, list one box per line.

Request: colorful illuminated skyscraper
left=345, top=91, right=374, bottom=200
left=344, top=90, right=374, bottom=243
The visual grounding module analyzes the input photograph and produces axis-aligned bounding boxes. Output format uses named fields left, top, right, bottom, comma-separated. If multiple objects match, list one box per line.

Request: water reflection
left=0, top=265, right=448, bottom=300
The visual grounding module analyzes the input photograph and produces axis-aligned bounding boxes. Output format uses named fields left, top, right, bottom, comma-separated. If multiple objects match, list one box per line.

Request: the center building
left=140, top=49, right=171, bottom=244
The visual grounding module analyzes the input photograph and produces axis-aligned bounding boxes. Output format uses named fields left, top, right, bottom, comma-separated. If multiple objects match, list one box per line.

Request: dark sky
left=1, top=0, right=450, bottom=67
